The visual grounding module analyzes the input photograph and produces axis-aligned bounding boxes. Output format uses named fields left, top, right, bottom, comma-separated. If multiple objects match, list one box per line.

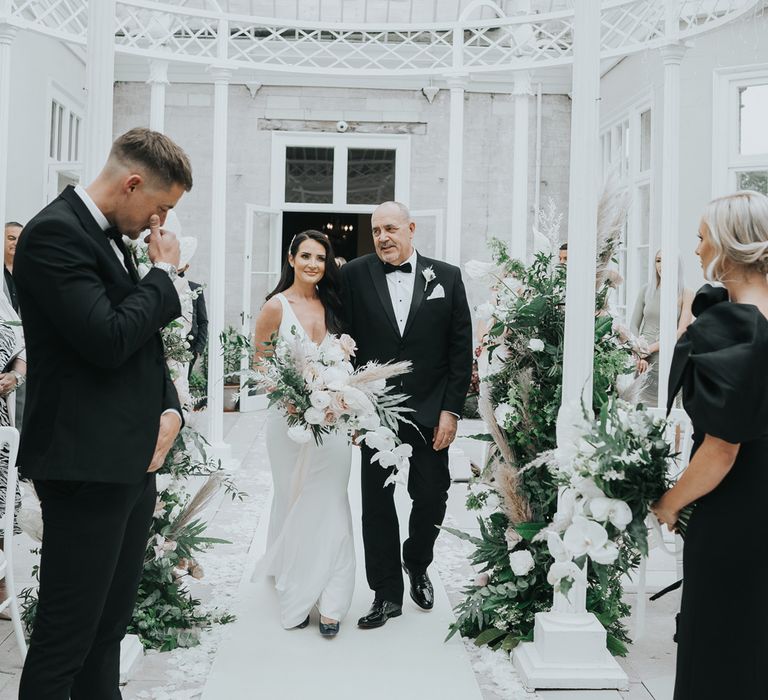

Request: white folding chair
left=0, top=426, right=28, bottom=660
left=631, top=408, right=691, bottom=641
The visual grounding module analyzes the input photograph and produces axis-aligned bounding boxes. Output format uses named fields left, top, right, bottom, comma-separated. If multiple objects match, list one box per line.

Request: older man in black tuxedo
left=14, top=128, right=192, bottom=699
left=342, top=201, right=473, bottom=628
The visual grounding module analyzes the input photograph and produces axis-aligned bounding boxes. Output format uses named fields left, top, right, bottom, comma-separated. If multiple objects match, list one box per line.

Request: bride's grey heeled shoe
left=319, top=619, right=339, bottom=637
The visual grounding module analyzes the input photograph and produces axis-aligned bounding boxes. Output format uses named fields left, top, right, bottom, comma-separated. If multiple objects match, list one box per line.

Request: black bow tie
left=383, top=261, right=412, bottom=274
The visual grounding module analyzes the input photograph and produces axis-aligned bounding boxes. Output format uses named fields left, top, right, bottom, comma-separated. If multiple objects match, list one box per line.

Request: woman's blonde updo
left=702, top=190, right=768, bottom=281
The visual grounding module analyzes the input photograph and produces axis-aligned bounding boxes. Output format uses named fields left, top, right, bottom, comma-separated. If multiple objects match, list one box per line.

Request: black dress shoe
left=403, top=564, right=434, bottom=610
left=294, top=615, right=310, bottom=629
left=357, top=600, right=402, bottom=629
left=319, top=619, right=340, bottom=637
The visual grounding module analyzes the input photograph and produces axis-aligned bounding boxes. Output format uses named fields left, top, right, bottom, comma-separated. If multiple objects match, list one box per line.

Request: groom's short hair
left=109, top=128, right=193, bottom=192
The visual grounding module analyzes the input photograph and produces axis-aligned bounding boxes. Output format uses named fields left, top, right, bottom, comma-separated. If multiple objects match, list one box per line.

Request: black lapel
left=402, top=253, right=429, bottom=339
left=666, top=335, right=691, bottom=415
left=367, top=256, right=400, bottom=337
left=59, top=186, right=135, bottom=284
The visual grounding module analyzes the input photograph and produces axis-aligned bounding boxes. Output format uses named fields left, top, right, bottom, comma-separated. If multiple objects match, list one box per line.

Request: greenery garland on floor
left=449, top=186, right=646, bottom=655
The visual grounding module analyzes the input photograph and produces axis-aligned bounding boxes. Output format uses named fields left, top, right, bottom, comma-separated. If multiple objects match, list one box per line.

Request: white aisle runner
left=202, top=449, right=483, bottom=700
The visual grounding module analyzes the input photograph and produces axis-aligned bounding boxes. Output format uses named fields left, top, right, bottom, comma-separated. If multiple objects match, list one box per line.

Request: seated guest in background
left=558, top=242, right=568, bottom=264
left=3, top=221, right=22, bottom=312
left=0, top=285, right=25, bottom=618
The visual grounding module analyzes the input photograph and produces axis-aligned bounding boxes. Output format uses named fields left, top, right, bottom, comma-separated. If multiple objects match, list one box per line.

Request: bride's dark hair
left=266, top=230, right=345, bottom=335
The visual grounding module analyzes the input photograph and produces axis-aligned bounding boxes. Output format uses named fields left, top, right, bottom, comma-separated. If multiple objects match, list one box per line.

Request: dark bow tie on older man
left=383, top=261, right=412, bottom=274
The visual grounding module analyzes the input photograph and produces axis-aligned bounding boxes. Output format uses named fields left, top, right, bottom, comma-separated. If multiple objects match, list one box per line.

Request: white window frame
left=44, top=81, right=84, bottom=202
left=270, top=131, right=411, bottom=213
left=712, top=63, right=768, bottom=197
left=600, top=92, right=655, bottom=325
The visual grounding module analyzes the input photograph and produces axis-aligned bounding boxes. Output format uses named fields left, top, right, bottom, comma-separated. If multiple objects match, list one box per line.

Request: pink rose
left=474, top=572, right=490, bottom=587
left=324, top=409, right=339, bottom=425
left=338, top=334, right=357, bottom=359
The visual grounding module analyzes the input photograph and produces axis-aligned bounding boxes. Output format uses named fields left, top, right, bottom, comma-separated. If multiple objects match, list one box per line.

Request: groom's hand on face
left=147, top=411, right=183, bottom=472
left=145, top=214, right=181, bottom=268
left=432, top=411, right=458, bottom=451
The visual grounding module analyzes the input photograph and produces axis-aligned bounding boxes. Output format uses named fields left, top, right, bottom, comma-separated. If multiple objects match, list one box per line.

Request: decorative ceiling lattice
left=5, top=0, right=761, bottom=75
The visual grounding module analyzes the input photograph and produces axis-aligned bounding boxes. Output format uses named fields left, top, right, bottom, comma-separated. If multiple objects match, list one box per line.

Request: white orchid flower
left=358, top=412, right=382, bottom=431
left=527, top=338, right=545, bottom=352
left=588, top=497, right=633, bottom=531
left=590, top=540, right=620, bottom=565
left=572, top=476, right=606, bottom=500
left=546, top=531, right=572, bottom=563
left=550, top=488, right=578, bottom=532
left=358, top=429, right=397, bottom=453
left=562, top=516, right=609, bottom=558
left=342, top=386, right=374, bottom=414
left=509, top=550, right=535, bottom=576
left=546, top=561, right=585, bottom=587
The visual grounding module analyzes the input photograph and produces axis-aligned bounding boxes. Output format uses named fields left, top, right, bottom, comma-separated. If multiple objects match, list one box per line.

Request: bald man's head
left=371, top=201, right=415, bottom=265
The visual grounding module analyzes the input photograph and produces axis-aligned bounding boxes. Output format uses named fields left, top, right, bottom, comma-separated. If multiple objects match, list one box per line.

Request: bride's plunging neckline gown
left=257, top=293, right=355, bottom=628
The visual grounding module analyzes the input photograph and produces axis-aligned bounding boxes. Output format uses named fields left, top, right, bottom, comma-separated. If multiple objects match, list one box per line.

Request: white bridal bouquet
left=250, top=329, right=415, bottom=485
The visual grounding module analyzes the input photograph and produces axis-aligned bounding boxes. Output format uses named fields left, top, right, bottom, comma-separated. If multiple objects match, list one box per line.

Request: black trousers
left=19, top=474, right=156, bottom=700
left=360, top=420, right=450, bottom=605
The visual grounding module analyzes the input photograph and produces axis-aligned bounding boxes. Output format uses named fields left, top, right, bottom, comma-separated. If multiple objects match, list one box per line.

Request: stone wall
left=112, top=83, right=572, bottom=328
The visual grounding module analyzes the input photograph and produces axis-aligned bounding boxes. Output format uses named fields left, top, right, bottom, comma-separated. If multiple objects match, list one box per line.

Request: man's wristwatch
left=153, top=262, right=178, bottom=281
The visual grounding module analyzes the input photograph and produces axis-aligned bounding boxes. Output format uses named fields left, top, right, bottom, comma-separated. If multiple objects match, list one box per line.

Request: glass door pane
left=285, top=147, right=334, bottom=203
left=739, top=84, right=768, bottom=155
left=346, top=149, right=396, bottom=204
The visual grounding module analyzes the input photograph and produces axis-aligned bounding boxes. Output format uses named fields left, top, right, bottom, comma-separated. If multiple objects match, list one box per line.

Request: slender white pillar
left=82, top=0, right=116, bottom=183
left=147, top=59, right=169, bottom=133
left=513, top=1, right=628, bottom=690
left=445, top=74, right=467, bottom=265
left=511, top=71, right=531, bottom=262
left=205, top=61, right=232, bottom=459
left=657, top=43, right=687, bottom=410
left=0, top=20, right=17, bottom=233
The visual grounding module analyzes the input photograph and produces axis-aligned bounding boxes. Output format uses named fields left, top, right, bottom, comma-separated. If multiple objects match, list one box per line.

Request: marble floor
left=0, top=410, right=680, bottom=699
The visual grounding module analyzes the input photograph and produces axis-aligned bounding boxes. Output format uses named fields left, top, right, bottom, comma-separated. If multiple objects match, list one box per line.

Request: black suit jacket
left=188, top=281, right=208, bottom=356
left=341, top=252, right=473, bottom=427
left=13, top=186, right=182, bottom=484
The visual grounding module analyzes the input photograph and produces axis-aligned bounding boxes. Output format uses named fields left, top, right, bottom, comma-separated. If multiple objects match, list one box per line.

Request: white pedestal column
left=0, top=21, right=17, bottom=233
left=147, top=58, right=169, bottom=134
left=657, top=43, right=686, bottom=410
left=206, top=63, right=232, bottom=461
left=511, top=70, right=531, bottom=263
left=445, top=74, right=467, bottom=266
left=513, top=1, right=628, bottom=689
left=82, top=0, right=116, bottom=183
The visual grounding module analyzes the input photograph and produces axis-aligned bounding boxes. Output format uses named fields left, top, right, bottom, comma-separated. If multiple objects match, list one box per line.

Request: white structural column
left=206, top=48, right=233, bottom=459
left=445, top=74, right=467, bottom=266
left=0, top=16, right=17, bottom=234
left=513, top=0, right=628, bottom=690
left=147, top=59, right=169, bottom=133
left=511, top=70, right=532, bottom=262
left=82, top=0, right=116, bottom=183
left=657, top=42, right=687, bottom=410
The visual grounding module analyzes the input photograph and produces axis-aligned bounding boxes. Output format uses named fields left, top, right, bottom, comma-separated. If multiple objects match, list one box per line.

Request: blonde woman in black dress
left=653, top=190, right=768, bottom=700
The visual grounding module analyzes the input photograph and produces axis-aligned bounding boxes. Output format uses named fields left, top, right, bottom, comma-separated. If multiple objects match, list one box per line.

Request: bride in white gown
left=252, top=230, right=355, bottom=637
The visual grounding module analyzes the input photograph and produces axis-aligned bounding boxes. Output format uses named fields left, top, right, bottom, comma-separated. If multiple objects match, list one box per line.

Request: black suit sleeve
left=441, top=267, right=473, bottom=416
left=14, top=221, right=181, bottom=369
left=194, top=289, right=208, bottom=355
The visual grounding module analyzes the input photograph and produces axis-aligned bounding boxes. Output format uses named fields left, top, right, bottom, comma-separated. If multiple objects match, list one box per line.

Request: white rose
left=322, top=342, right=345, bottom=365
left=527, top=338, right=545, bottom=352
left=310, top=390, right=331, bottom=410
left=508, top=550, right=535, bottom=576
left=322, top=365, right=351, bottom=388
left=287, top=424, right=313, bottom=444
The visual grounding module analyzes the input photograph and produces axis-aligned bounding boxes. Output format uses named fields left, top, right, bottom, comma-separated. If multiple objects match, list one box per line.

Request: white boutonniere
left=422, top=266, right=436, bottom=291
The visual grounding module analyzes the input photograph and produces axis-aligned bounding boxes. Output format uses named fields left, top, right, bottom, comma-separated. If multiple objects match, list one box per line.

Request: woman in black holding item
left=653, top=190, right=768, bottom=700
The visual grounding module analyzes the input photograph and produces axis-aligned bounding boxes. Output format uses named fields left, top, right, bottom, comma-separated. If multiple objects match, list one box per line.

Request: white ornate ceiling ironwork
left=5, top=0, right=761, bottom=76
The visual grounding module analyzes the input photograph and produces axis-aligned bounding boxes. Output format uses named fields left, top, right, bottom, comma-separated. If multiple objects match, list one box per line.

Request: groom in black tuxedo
left=342, top=201, right=472, bottom=628
left=14, top=128, right=192, bottom=699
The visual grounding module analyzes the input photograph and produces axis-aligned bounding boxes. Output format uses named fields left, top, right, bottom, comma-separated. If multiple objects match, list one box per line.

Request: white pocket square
left=427, top=283, right=445, bottom=300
